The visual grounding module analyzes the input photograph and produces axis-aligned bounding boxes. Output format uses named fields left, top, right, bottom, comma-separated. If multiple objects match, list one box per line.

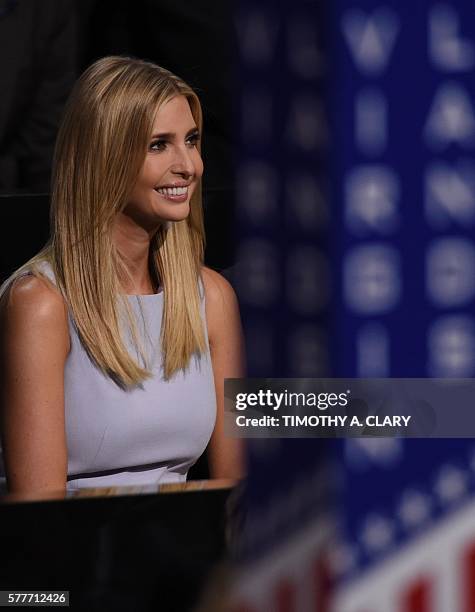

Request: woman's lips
left=154, top=185, right=189, bottom=203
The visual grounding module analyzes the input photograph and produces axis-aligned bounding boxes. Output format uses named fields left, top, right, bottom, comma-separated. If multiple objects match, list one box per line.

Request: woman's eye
left=150, top=140, right=167, bottom=152
left=186, top=133, right=201, bottom=147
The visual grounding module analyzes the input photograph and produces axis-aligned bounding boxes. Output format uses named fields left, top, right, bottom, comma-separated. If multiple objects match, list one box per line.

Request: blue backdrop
left=233, top=0, right=475, bottom=608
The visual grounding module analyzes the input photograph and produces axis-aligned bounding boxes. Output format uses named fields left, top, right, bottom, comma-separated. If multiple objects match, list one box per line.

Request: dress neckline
left=126, top=288, right=163, bottom=299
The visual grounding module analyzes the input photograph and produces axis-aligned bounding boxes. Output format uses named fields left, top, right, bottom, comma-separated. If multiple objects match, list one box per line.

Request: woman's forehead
left=151, top=95, right=196, bottom=132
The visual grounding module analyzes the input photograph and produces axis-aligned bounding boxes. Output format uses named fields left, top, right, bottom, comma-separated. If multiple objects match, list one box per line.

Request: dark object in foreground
left=0, top=481, right=233, bottom=611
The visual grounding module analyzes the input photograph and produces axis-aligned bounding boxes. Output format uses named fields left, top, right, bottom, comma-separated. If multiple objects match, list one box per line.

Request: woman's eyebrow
left=150, top=127, right=199, bottom=139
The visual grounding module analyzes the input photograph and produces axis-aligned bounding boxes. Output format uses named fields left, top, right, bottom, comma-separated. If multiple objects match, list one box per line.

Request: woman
left=0, top=56, right=244, bottom=495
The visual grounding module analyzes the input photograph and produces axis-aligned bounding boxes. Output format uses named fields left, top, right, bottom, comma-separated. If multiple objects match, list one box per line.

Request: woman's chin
left=155, top=202, right=190, bottom=224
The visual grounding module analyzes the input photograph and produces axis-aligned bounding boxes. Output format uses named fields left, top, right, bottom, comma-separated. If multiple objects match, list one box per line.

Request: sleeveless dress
left=0, top=262, right=217, bottom=492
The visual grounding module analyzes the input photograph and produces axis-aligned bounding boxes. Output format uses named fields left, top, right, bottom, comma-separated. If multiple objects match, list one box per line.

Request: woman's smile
left=154, top=183, right=190, bottom=202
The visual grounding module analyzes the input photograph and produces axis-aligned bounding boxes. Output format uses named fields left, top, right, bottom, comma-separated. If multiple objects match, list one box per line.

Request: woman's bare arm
left=0, top=275, right=70, bottom=494
left=202, top=267, right=246, bottom=480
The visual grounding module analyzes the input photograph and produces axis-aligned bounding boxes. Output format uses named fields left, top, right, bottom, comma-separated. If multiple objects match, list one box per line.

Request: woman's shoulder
left=1, top=272, right=69, bottom=350
left=200, top=266, right=241, bottom=344
left=200, top=266, right=239, bottom=306
left=6, top=273, right=65, bottom=313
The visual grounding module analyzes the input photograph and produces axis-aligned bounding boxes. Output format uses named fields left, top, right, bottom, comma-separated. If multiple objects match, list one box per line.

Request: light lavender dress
left=0, top=262, right=216, bottom=492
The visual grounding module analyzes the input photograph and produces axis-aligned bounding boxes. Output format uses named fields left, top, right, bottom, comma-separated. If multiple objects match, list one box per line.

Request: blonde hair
left=3, top=56, right=207, bottom=386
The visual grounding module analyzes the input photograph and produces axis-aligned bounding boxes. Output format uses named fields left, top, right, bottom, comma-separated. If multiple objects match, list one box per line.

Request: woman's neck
left=112, top=213, right=159, bottom=295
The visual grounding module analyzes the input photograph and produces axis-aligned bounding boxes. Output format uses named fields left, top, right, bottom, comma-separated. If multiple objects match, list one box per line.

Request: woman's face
left=124, top=95, right=203, bottom=230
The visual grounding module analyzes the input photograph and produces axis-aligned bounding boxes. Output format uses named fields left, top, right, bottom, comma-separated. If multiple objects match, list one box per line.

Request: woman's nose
left=171, top=147, right=195, bottom=177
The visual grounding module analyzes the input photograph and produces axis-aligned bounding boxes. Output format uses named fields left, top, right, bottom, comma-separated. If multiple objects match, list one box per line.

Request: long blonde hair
left=4, top=56, right=207, bottom=386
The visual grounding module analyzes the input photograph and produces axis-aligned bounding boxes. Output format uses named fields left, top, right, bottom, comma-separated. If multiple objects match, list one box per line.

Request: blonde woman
left=0, top=56, right=244, bottom=495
